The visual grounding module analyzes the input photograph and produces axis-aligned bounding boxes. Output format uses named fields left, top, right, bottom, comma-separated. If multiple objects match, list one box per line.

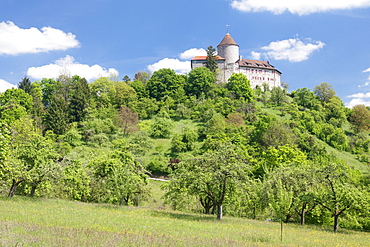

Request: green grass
left=0, top=195, right=369, bottom=247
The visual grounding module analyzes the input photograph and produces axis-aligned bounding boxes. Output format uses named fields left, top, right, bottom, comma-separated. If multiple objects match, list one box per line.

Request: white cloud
left=0, top=79, right=16, bottom=93
left=27, top=55, right=118, bottom=81
left=345, top=98, right=370, bottom=108
left=345, top=92, right=370, bottom=108
left=347, top=92, right=370, bottom=98
left=147, top=48, right=206, bottom=74
left=358, top=81, right=370, bottom=87
left=179, top=48, right=206, bottom=60
left=0, top=21, right=79, bottom=55
left=253, top=38, right=325, bottom=62
left=231, top=0, right=370, bottom=15
left=250, top=51, right=261, bottom=60
left=148, top=58, right=191, bottom=74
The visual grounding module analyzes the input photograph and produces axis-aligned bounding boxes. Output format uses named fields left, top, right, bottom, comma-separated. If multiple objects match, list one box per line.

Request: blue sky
left=1, top=0, right=370, bottom=107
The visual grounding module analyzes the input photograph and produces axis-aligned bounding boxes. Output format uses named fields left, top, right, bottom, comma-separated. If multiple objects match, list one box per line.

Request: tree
left=0, top=88, right=33, bottom=123
left=6, top=117, right=59, bottom=197
left=69, top=77, right=91, bottom=123
left=270, top=86, right=287, bottom=106
left=43, top=94, right=70, bottom=135
left=146, top=68, right=185, bottom=102
left=314, top=82, right=336, bottom=102
left=260, top=121, right=297, bottom=148
left=268, top=179, right=294, bottom=242
left=349, top=104, right=370, bottom=133
left=164, top=144, right=251, bottom=220
left=171, top=127, right=198, bottom=153
left=134, top=71, right=150, bottom=83
left=226, top=73, right=254, bottom=101
left=18, top=76, right=32, bottom=94
left=115, top=106, right=139, bottom=136
left=89, top=77, right=116, bottom=108
left=88, top=150, right=150, bottom=206
left=149, top=116, right=173, bottom=138
left=264, top=164, right=318, bottom=225
left=129, top=80, right=148, bottom=99
left=113, top=81, right=137, bottom=109
left=62, top=159, right=91, bottom=201
left=186, top=67, right=215, bottom=98
left=203, top=46, right=218, bottom=73
left=122, top=75, right=131, bottom=82
left=292, top=87, right=320, bottom=110
left=0, top=121, right=10, bottom=181
left=316, top=162, right=366, bottom=232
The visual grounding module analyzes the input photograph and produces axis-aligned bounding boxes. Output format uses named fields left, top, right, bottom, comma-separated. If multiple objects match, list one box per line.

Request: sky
left=1, top=0, right=370, bottom=108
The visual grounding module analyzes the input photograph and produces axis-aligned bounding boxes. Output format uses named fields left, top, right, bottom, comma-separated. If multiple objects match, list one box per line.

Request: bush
left=149, top=117, right=173, bottom=138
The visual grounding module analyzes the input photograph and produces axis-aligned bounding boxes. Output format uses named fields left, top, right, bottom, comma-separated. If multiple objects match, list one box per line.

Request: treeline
left=0, top=68, right=369, bottom=232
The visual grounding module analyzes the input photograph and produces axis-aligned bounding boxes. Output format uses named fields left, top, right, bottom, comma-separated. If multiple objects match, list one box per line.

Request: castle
left=191, top=33, right=281, bottom=89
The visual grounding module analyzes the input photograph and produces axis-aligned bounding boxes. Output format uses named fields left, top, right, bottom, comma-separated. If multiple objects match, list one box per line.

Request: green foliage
left=270, top=86, right=287, bottom=106
left=349, top=104, right=370, bottom=133
left=69, top=77, right=91, bottom=122
left=149, top=116, right=173, bottom=138
left=88, top=150, right=150, bottom=206
left=227, top=73, right=254, bottom=101
left=89, top=77, right=116, bottom=108
left=43, top=94, right=69, bottom=135
left=146, top=68, right=185, bottom=101
left=0, top=88, right=33, bottom=123
left=171, top=127, right=198, bottom=153
left=203, top=46, right=218, bottom=73
left=314, top=82, right=336, bottom=102
left=128, top=131, right=154, bottom=156
left=164, top=144, right=251, bottom=220
left=62, top=159, right=91, bottom=201
left=292, top=87, right=320, bottom=110
left=129, top=79, right=148, bottom=99
left=186, top=67, right=215, bottom=98
left=259, top=145, right=307, bottom=175
left=113, top=81, right=137, bottom=109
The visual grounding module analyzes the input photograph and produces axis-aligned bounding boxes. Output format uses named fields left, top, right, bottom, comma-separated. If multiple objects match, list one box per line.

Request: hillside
left=1, top=73, right=370, bottom=233
left=1, top=195, right=369, bottom=247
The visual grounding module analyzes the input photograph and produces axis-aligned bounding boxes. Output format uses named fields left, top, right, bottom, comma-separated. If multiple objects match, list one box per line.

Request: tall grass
left=0, top=196, right=368, bottom=246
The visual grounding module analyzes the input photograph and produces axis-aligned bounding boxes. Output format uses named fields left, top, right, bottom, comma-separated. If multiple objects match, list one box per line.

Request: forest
left=0, top=66, right=369, bottom=233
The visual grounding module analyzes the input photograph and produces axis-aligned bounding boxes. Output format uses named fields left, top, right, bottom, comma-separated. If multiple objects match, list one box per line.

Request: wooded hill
left=0, top=68, right=369, bottom=232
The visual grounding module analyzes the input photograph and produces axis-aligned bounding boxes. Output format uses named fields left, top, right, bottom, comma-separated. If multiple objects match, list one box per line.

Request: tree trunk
left=280, top=219, right=283, bottom=242
left=300, top=210, right=305, bottom=225
left=333, top=214, right=339, bottom=232
left=217, top=204, right=223, bottom=220
left=30, top=184, right=37, bottom=197
left=8, top=178, right=25, bottom=198
left=120, top=196, right=129, bottom=206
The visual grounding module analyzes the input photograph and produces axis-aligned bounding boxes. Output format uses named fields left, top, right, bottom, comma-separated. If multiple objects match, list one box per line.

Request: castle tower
left=217, top=33, right=239, bottom=64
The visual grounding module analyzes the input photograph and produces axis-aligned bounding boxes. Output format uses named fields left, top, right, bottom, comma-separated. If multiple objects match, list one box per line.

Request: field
left=1, top=180, right=369, bottom=247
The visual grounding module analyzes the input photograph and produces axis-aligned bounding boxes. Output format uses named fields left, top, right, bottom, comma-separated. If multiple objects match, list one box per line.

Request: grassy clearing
left=0, top=196, right=369, bottom=247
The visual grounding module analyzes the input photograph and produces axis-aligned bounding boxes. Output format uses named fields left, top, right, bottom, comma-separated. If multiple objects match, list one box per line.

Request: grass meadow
left=1, top=180, right=369, bottom=247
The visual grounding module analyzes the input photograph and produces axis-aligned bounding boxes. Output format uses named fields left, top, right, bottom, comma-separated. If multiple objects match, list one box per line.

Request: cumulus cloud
left=0, top=21, right=79, bottom=55
left=148, top=48, right=206, bottom=74
left=251, top=38, right=325, bottom=62
left=250, top=51, right=261, bottom=60
left=148, top=58, right=191, bottom=74
left=346, top=92, right=370, bottom=108
left=179, top=48, right=206, bottom=60
left=231, top=0, right=370, bottom=15
left=27, top=55, right=118, bottom=81
left=0, top=79, right=16, bottom=93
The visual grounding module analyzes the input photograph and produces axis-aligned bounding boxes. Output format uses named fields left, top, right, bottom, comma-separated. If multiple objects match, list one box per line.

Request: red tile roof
left=191, top=55, right=225, bottom=61
left=218, top=33, right=239, bottom=47
left=239, top=59, right=281, bottom=74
